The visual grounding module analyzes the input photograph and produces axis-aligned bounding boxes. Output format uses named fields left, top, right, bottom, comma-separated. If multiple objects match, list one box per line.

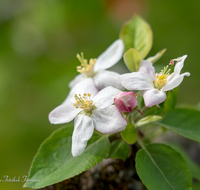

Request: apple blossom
left=120, top=55, right=190, bottom=107
left=114, top=92, right=138, bottom=113
left=69, top=39, right=125, bottom=90
left=49, top=78, right=127, bottom=157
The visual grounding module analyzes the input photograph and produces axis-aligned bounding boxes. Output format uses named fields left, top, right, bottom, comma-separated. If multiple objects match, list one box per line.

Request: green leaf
left=24, top=125, right=110, bottom=189
left=121, top=123, right=137, bottom=144
left=109, top=139, right=130, bottom=161
left=135, top=115, right=162, bottom=128
left=123, top=48, right=142, bottom=72
left=120, top=15, right=153, bottom=58
left=193, top=182, right=200, bottom=190
left=136, top=143, right=192, bottom=190
left=157, top=108, right=200, bottom=142
left=146, top=48, right=166, bottom=64
left=167, top=143, right=200, bottom=182
left=163, top=87, right=178, bottom=114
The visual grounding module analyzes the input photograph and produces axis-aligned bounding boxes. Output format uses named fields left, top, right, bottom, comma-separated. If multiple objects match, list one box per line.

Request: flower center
left=73, top=93, right=94, bottom=112
left=76, top=53, right=97, bottom=77
left=154, top=65, right=171, bottom=90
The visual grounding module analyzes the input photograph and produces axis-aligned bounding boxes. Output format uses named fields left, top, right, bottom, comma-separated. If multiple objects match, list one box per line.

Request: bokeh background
left=0, top=0, right=200, bottom=189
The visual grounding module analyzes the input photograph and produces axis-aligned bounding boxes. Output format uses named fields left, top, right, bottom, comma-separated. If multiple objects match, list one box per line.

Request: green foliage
left=167, top=143, right=200, bottom=182
left=146, top=48, right=166, bottom=64
left=123, top=48, right=142, bottom=72
left=136, top=143, right=192, bottom=190
left=120, top=15, right=153, bottom=58
left=135, top=115, right=162, bottom=128
left=24, top=125, right=110, bottom=189
left=193, top=182, right=200, bottom=190
left=163, top=88, right=178, bottom=114
left=157, top=109, right=200, bottom=142
left=121, top=123, right=137, bottom=144
left=109, top=139, right=130, bottom=161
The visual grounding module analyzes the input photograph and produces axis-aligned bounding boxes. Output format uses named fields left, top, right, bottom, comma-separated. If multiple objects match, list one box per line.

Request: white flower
left=120, top=55, right=190, bottom=107
left=49, top=78, right=127, bottom=157
left=69, top=39, right=125, bottom=90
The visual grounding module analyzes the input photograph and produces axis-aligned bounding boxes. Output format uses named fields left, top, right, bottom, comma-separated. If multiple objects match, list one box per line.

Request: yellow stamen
left=154, top=65, right=171, bottom=90
left=76, top=53, right=97, bottom=77
left=73, top=93, right=94, bottom=112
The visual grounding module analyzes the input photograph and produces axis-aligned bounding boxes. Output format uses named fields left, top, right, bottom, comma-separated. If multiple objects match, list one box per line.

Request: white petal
left=93, top=86, right=121, bottom=109
left=93, top=70, right=125, bottom=90
left=48, top=101, right=81, bottom=124
left=120, top=72, right=154, bottom=90
left=139, top=60, right=156, bottom=80
left=69, top=78, right=98, bottom=103
left=72, top=114, right=94, bottom=157
left=69, top=74, right=85, bottom=88
left=94, top=39, right=124, bottom=72
left=174, top=55, right=187, bottom=75
left=62, top=92, right=71, bottom=104
left=161, top=72, right=190, bottom=92
left=91, top=105, right=127, bottom=134
left=143, top=89, right=166, bottom=107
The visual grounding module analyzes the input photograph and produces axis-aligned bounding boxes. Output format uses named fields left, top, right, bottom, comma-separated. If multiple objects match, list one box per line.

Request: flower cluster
left=49, top=39, right=190, bottom=157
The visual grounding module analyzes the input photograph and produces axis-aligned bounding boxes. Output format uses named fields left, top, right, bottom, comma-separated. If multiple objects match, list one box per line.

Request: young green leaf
left=157, top=109, right=200, bottom=142
left=136, top=143, right=192, bottom=190
left=24, top=125, right=110, bottom=189
left=167, top=143, right=200, bottom=182
left=135, top=115, right=162, bottom=128
left=109, top=139, right=130, bottom=161
left=123, top=48, right=142, bottom=72
left=146, top=48, right=166, bottom=64
left=120, top=15, right=153, bottom=58
left=121, top=123, right=137, bottom=144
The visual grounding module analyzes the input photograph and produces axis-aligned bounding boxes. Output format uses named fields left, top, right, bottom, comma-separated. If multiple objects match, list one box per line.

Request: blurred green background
left=0, top=0, right=199, bottom=189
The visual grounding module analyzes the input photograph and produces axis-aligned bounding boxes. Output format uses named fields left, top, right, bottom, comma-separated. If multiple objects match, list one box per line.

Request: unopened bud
left=114, top=92, right=138, bottom=113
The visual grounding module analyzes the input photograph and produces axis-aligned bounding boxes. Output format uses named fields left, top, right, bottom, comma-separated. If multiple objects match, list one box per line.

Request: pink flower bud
left=114, top=92, right=138, bottom=113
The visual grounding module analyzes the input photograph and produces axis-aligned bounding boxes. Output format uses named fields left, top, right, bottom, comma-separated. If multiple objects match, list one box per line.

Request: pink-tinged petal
left=139, top=60, right=156, bottom=80
left=48, top=101, right=81, bottom=124
left=174, top=55, right=187, bottom=75
left=120, top=72, right=154, bottom=90
left=143, top=89, right=166, bottom=107
left=161, top=72, right=190, bottom=92
left=94, top=39, right=124, bottom=72
left=114, top=98, right=132, bottom=113
left=93, top=86, right=121, bottom=109
left=94, top=70, right=125, bottom=90
left=69, top=74, right=85, bottom=88
left=91, top=105, right=127, bottom=134
left=69, top=78, right=98, bottom=103
left=114, top=91, right=138, bottom=113
left=72, top=114, right=94, bottom=157
left=127, top=94, right=138, bottom=108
